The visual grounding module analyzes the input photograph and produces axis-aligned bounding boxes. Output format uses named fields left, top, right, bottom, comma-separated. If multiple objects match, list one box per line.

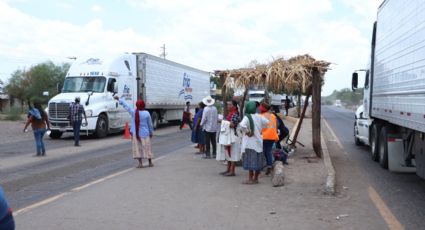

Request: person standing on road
left=239, top=101, right=269, bottom=184
left=180, top=101, right=193, bottom=130
left=259, top=101, right=279, bottom=176
left=68, top=97, right=87, bottom=147
left=200, top=96, right=218, bottom=159
left=23, top=102, right=50, bottom=156
left=114, top=96, right=154, bottom=168
left=284, top=96, right=290, bottom=116
left=192, top=102, right=206, bottom=154
left=219, top=100, right=241, bottom=176
left=0, top=186, right=14, bottom=230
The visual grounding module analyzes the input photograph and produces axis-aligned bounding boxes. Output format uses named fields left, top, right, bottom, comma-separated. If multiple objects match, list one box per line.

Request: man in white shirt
left=200, top=96, right=218, bottom=159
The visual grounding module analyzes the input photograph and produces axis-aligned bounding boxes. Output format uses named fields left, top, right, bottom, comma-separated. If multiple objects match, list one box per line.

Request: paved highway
left=322, top=105, right=425, bottom=230
left=1, top=124, right=192, bottom=211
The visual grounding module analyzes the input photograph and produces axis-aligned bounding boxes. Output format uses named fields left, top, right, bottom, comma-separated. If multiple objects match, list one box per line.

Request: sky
left=0, top=0, right=382, bottom=96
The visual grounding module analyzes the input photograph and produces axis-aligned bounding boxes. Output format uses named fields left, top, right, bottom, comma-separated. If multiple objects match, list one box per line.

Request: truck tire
left=95, top=114, right=108, bottom=138
left=151, top=111, right=158, bottom=130
left=370, top=124, right=381, bottom=161
left=49, top=130, right=63, bottom=139
left=378, top=126, right=389, bottom=169
left=354, top=122, right=362, bottom=146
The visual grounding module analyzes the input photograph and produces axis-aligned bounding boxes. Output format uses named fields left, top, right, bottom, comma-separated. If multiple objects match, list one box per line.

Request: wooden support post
left=220, top=75, right=228, bottom=116
left=297, top=93, right=301, bottom=118
left=312, top=68, right=322, bottom=158
left=239, top=88, right=248, bottom=117
left=290, top=93, right=310, bottom=148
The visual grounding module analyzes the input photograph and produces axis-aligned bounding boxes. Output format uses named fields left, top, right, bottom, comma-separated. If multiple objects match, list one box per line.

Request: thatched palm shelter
left=216, top=54, right=331, bottom=157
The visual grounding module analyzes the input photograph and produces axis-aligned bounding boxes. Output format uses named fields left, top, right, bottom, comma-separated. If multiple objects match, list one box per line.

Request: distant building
left=0, top=82, right=10, bottom=112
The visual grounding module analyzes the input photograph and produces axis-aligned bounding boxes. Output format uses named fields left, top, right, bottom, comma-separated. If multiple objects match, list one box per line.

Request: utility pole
left=160, top=44, right=167, bottom=59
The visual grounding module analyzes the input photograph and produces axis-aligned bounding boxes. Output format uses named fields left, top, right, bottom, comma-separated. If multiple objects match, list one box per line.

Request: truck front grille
left=49, top=102, right=70, bottom=119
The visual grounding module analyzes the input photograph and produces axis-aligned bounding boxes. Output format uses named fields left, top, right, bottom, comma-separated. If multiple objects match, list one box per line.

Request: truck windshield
left=62, top=77, right=106, bottom=93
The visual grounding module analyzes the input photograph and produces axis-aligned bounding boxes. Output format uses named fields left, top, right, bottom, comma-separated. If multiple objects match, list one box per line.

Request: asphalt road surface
left=322, top=105, right=425, bottom=230
left=1, top=123, right=192, bottom=211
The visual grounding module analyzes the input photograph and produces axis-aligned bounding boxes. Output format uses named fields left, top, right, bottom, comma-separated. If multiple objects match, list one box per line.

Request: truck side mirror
left=57, top=83, right=63, bottom=93
left=113, top=83, right=118, bottom=96
left=352, top=72, right=358, bottom=91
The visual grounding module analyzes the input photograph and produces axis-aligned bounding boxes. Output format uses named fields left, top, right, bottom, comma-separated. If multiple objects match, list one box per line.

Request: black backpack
left=273, top=112, right=289, bottom=140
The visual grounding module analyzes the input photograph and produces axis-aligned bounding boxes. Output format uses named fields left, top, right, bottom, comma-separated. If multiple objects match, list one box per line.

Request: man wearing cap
left=200, top=96, right=218, bottom=159
left=69, top=97, right=88, bottom=146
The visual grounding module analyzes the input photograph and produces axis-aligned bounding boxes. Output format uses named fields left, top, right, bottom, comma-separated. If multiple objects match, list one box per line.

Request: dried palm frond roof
left=218, top=54, right=331, bottom=95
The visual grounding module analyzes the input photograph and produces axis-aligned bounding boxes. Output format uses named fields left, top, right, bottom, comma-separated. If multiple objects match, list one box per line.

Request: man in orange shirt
left=259, top=101, right=279, bottom=175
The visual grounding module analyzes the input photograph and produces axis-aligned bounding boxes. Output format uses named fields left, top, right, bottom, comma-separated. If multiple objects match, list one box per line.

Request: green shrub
left=4, top=107, right=23, bottom=121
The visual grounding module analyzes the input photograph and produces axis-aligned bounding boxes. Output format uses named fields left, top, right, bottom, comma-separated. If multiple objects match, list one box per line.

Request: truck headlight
left=86, top=109, right=93, bottom=117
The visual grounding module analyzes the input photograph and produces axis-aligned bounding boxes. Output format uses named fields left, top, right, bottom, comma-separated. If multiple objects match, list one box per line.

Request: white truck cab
left=48, top=56, right=134, bottom=138
left=48, top=53, right=210, bottom=139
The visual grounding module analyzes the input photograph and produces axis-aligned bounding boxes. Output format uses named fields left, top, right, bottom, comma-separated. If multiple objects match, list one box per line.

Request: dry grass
left=218, top=54, right=331, bottom=95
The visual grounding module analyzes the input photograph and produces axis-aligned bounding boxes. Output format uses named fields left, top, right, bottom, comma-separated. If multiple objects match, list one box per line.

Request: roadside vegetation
left=322, top=88, right=363, bottom=107
left=2, top=107, right=23, bottom=121
left=5, top=61, right=70, bottom=106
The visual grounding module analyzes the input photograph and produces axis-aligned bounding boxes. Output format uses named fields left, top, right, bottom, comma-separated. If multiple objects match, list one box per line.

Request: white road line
left=322, top=117, right=345, bottom=151
left=368, top=186, right=404, bottom=230
left=71, top=168, right=134, bottom=192
left=14, top=155, right=167, bottom=216
left=14, top=193, right=69, bottom=215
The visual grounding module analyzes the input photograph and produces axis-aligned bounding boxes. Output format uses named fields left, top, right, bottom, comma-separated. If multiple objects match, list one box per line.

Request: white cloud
left=91, top=4, right=102, bottom=12
left=0, top=0, right=381, bottom=95
left=0, top=1, right=156, bottom=80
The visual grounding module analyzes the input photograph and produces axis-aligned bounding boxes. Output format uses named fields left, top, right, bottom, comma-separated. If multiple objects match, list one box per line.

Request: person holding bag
left=218, top=100, right=241, bottom=176
left=24, top=102, right=50, bottom=156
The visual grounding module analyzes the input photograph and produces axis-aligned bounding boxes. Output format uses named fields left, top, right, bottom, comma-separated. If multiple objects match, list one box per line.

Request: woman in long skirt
left=192, top=102, right=206, bottom=154
left=239, top=101, right=269, bottom=184
left=115, top=96, right=154, bottom=168
left=219, top=100, right=241, bottom=176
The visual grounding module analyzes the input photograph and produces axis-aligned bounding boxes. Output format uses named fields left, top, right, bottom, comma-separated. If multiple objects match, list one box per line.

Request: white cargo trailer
left=352, top=0, right=425, bottom=178
left=48, top=53, right=210, bottom=138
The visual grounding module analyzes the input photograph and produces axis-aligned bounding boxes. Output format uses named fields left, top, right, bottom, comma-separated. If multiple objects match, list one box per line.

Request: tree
left=5, top=61, right=70, bottom=106
left=5, top=70, right=29, bottom=109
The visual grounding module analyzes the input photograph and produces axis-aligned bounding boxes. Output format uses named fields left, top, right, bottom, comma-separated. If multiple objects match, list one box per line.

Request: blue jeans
left=33, top=128, right=46, bottom=155
left=72, top=120, right=82, bottom=145
left=263, top=140, right=275, bottom=167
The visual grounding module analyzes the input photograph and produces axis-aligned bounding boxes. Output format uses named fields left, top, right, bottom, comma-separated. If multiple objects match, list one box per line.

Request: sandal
left=242, top=180, right=255, bottom=184
left=136, top=165, right=144, bottom=168
left=224, top=172, right=236, bottom=177
left=219, top=171, right=229, bottom=175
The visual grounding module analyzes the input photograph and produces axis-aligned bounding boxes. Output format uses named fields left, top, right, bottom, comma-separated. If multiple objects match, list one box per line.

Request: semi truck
left=352, top=0, right=425, bottom=178
left=47, top=53, right=210, bottom=139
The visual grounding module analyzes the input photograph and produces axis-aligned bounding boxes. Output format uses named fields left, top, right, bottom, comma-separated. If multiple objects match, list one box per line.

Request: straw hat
left=202, top=95, right=215, bottom=106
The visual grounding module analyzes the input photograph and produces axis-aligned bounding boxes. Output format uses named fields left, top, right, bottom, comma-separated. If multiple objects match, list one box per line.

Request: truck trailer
left=352, top=0, right=425, bottom=178
left=48, top=53, right=210, bottom=138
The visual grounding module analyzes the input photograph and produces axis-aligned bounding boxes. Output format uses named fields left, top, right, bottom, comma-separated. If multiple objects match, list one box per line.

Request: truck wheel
left=379, top=126, right=389, bottom=169
left=49, top=130, right=63, bottom=139
left=95, top=114, right=108, bottom=138
left=151, top=111, right=158, bottom=130
left=354, top=122, right=362, bottom=146
left=370, top=124, right=380, bottom=161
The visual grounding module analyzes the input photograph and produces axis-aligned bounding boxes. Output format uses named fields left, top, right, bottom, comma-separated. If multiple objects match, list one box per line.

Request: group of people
left=23, top=97, right=88, bottom=156
left=23, top=95, right=156, bottom=167
left=190, top=96, right=289, bottom=184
